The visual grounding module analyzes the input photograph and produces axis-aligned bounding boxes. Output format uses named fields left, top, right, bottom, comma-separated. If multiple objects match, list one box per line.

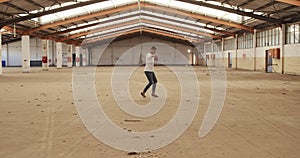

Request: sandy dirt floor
left=0, top=66, right=299, bottom=158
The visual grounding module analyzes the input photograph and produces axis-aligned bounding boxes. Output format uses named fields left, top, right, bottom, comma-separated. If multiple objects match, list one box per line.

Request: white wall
left=1, top=38, right=58, bottom=66
left=90, top=36, right=192, bottom=66
left=29, top=38, right=42, bottom=61
left=3, top=41, right=22, bottom=66
left=284, top=43, right=300, bottom=75
left=236, top=48, right=254, bottom=70
left=2, top=36, right=198, bottom=67
left=204, top=42, right=300, bottom=75
left=284, top=44, right=300, bottom=57
left=2, top=44, right=8, bottom=66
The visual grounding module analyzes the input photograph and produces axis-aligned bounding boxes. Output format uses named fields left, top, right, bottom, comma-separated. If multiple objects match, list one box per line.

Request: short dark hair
left=151, top=46, right=157, bottom=50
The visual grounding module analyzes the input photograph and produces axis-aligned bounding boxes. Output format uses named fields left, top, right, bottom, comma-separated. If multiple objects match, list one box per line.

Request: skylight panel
left=170, top=1, right=199, bottom=12
left=144, top=0, right=170, bottom=6
left=86, top=24, right=140, bottom=38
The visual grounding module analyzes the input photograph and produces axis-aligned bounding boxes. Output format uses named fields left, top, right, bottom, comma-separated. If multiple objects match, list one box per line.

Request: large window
left=205, top=43, right=212, bottom=52
left=237, top=33, right=253, bottom=49
left=213, top=41, right=222, bottom=52
left=224, top=38, right=235, bottom=51
left=286, top=23, right=300, bottom=44
left=256, top=27, right=280, bottom=47
left=245, top=33, right=253, bottom=48
left=237, top=35, right=244, bottom=49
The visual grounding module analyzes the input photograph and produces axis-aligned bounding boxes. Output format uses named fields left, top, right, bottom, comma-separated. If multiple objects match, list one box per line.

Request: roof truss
left=177, top=0, right=282, bottom=24
left=276, top=0, right=300, bottom=7
left=0, top=0, right=107, bottom=27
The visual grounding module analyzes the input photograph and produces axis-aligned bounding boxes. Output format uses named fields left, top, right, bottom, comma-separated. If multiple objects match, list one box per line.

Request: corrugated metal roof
left=1, top=0, right=299, bottom=44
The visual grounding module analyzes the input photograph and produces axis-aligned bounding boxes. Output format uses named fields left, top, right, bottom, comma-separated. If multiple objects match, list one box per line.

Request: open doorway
left=228, top=52, right=232, bottom=68
left=265, top=50, right=272, bottom=73
left=72, top=54, right=76, bottom=66
left=188, top=51, right=197, bottom=66
left=211, top=54, right=215, bottom=67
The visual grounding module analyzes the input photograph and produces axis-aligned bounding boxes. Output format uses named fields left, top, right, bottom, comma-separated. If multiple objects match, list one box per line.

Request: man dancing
left=141, top=46, right=159, bottom=98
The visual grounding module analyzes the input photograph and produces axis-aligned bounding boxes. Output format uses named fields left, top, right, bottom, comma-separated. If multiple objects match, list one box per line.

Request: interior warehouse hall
left=0, top=0, right=299, bottom=158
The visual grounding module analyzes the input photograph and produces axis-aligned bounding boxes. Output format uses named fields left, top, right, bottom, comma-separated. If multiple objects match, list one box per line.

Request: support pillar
left=56, top=42, right=62, bottom=68
left=203, top=43, right=206, bottom=66
left=42, top=39, right=49, bottom=71
left=88, top=47, right=91, bottom=66
left=280, top=24, right=286, bottom=74
left=211, top=41, right=214, bottom=67
left=22, top=35, right=30, bottom=73
left=0, top=32, right=2, bottom=75
left=82, top=49, right=87, bottom=66
left=235, top=34, right=238, bottom=70
left=75, top=46, right=80, bottom=67
left=253, top=29, right=257, bottom=71
left=67, top=45, right=73, bottom=68
left=221, top=37, right=224, bottom=68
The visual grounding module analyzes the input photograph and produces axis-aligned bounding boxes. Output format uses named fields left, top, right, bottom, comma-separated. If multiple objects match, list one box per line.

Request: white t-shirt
left=144, top=53, right=155, bottom=72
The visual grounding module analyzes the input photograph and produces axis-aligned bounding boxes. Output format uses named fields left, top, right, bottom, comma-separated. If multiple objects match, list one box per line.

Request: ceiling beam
left=33, top=2, right=253, bottom=34
left=176, top=0, right=282, bottom=24
left=142, top=19, right=221, bottom=39
left=47, top=22, right=99, bottom=37
left=0, top=0, right=108, bottom=27
left=28, top=3, right=138, bottom=33
left=143, top=28, right=200, bottom=43
left=46, top=12, right=138, bottom=38
left=61, top=16, right=220, bottom=42
left=82, top=22, right=204, bottom=43
left=276, top=0, right=300, bottom=7
left=83, top=29, right=140, bottom=45
left=83, top=27, right=199, bottom=45
left=141, top=12, right=235, bottom=36
left=61, top=20, right=140, bottom=41
left=2, top=2, right=29, bottom=13
left=2, top=38, right=23, bottom=45
left=141, top=13, right=235, bottom=36
left=48, top=12, right=149, bottom=37
left=0, top=11, right=13, bottom=17
left=142, top=3, right=254, bottom=32
left=3, top=26, right=43, bottom=39
left=203, top=26, right=235, bottom=36
left=2, top=26, right=82, bottom=45
left=0, top=0, right=10, bottom=3
left=257, top=4, right=299, bottom=24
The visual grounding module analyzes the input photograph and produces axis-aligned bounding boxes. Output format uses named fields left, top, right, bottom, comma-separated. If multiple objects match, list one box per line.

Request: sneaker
left=151, top=94, right=159, bottom=97
left=140, top=92, right=146, bottom=98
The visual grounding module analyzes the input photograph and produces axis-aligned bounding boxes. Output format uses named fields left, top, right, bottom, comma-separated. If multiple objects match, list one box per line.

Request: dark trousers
left=143, top=71, right=157, bottom=93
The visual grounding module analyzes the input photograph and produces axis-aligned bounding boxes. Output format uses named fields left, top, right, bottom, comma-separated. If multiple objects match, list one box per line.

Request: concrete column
left=0, top=32, right=2, bottom=75
left=87, top=47, right=91, bottom=66
left=56, top=42, right=62, bottom=68
left=67, top=45, right=73, bottom=68
left=280, top=24, right=286, bottom=74
left=42, top=39, right=49, bottom=71
left=82, top=49, right=87, bottom=66
left=253, top=29, right=257, bottom=71
left=51, top=41, right=55, bottom=66
left=6, top=43, right=9, bottom=67
left=235, top=34, right=238, bottom=70
left=22, top=35, right=30, bottom=73
left=221, top=38, right=224, bottom=67
left=75, top=46, right=80, bottom=67
left=203, top=43, right=207, bottom=66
